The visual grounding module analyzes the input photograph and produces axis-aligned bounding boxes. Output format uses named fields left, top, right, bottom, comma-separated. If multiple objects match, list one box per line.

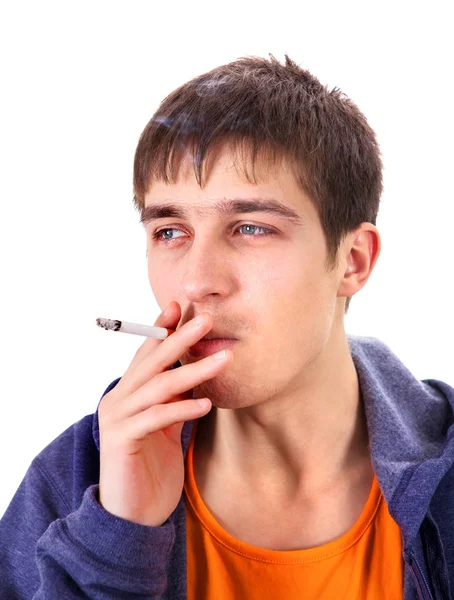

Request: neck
left=194, top=332, right=371, bottom=501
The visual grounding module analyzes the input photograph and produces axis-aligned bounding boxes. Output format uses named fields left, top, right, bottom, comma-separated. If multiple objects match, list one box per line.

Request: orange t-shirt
left=184, top=421, right=404, bottom=599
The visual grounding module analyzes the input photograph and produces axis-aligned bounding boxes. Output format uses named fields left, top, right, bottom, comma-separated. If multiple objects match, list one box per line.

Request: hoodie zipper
left=408, top=552, right=434, bottom=600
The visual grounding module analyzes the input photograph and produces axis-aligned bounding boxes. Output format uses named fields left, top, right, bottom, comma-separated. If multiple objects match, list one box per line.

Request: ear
left=337, top=223, right=381, bottom=300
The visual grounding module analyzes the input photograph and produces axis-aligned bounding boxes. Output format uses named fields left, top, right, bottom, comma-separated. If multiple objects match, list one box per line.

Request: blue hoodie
left=1, top=335, right=453, bottom=599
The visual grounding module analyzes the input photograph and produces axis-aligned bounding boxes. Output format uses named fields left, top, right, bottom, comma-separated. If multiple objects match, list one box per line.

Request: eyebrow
left=140, top=198, right=304, bottom=226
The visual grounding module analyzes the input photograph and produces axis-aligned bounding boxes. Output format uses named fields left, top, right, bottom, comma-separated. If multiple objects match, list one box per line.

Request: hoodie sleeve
left=0, top=457, right=175, bottom=599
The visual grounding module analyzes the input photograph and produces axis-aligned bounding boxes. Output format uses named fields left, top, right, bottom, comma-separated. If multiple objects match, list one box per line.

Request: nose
left=179, top=236, right=233, bottom=303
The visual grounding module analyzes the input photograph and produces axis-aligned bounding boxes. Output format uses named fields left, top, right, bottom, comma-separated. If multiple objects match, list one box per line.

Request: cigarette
left=96, top=317, right=176, bottom=340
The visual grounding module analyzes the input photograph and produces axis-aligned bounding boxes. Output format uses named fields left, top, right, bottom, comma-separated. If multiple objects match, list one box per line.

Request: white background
left=1, top=0, right=453, bottom=516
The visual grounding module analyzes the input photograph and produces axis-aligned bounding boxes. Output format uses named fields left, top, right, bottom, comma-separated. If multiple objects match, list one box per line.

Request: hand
left=98, top=301, right=232, bottom=526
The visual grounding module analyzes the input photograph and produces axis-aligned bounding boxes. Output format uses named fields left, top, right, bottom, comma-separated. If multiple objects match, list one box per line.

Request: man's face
left=143, top=146, right=348, bottom=410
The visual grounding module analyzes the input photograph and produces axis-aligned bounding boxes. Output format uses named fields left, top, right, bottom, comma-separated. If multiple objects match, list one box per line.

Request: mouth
left=201, top=334, right=237, bottom=341
left=188, top=337, right=238, bottom=358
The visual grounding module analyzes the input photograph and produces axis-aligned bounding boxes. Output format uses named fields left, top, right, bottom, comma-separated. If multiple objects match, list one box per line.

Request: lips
left=201, top=335, right=236, bottom=341
left=188, top=338, right=238, bottom=358
left=199, top=327, right=237, bottom=340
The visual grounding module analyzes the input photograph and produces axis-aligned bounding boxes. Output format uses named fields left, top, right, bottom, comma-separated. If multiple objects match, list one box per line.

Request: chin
left=193, top=373, right=271, bottom=410
left=193, top=376, right=245, bottom=409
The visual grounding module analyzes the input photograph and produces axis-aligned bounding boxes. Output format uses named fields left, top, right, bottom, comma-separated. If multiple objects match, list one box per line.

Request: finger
left=121, top=347, right=231, bottom=418
left=124, top=397, right=212, bottom=441
left=119, top=311, right=215, bottom=397
left=138, top=301, right=182, bottom=361
left=120, top=301, right=182, bottom=384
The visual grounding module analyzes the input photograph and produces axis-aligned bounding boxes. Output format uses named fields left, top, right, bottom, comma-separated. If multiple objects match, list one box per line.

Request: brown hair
left=133, top=54, right=383, bottom=313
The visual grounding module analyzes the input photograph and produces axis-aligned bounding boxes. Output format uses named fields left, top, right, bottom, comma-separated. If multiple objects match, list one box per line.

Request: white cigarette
left=96, top=317, right=176, bottom=340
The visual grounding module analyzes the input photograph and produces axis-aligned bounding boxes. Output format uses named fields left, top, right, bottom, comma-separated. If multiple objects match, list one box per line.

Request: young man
left=1, top=54, right=453, bottom=600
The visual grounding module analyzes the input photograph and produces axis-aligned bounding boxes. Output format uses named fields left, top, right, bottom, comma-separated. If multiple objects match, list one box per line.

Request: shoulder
left=33, top=412, right=100, bottom=514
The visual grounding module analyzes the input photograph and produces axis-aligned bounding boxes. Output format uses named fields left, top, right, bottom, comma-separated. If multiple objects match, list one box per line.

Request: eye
left=152, top=228, right=186, bottom=242
left=237, top=224, right=274, bottom=236
left=151, top=224, right=276, bottom=244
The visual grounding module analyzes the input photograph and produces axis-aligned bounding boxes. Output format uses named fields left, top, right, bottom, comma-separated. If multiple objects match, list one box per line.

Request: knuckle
left=97, top=397, right=109, bottom=419
left=153, top=369, right=181, bottom=398
left=133, top=339, right=155, bottom=362
left=151, top=369, right=167, bottom=388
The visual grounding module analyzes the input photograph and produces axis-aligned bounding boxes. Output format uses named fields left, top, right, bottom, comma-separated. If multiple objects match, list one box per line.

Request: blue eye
left=152, top=225, right=275, bottom=243
left=152, top=228, right=185, bottom=242
left=237, top=224, right=273, bottom=236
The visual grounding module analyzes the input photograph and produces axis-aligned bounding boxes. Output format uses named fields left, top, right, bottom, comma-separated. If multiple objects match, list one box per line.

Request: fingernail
left=192, top=315, right=204, bottom=328
left=196, top=399, right=210, bottom=409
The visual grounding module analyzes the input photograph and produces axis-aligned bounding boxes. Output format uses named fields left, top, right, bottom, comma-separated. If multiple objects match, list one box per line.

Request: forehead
left=144, top=145, right=316, bottom=221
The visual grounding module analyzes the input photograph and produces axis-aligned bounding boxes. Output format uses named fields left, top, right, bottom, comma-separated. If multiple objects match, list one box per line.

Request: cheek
left=147, top=261, right=178, bottom=307
left=148, top=254, right=172, bottom=283
left=240, top=260, right=300, bottom=335
left=256, top=254, right=331, bottom=327
left=250, top=252, right=310, bottom=301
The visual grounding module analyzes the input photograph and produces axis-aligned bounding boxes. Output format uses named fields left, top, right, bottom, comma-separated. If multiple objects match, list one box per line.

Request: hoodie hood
left=347, top=335, right=454, bottom=551
left=93, top=334, right=454, bottom=552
